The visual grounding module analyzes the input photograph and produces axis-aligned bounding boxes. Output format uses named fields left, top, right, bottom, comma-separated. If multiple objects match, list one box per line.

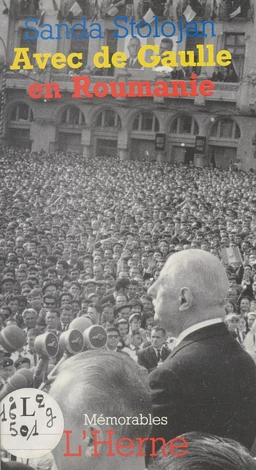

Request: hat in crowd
left=3, top=358, right=13, bottom=368
left=129, top=313, right=141, bottom=323
left=116, top=318, right=128, bottom=325
left=42, top=281, right=58, bottom=294
left=83, top=279, right=98, bottom=286
left=115, top=304, right=132, bottom=315
left=102, top=302, right=114, bottom=309
left=15, top=357, right=31, bottom=368
left=248, top=312, right=256, bottom=318
left=1, top=277, right=15, bottom=285
left=87, top=293, right=99, bottom=301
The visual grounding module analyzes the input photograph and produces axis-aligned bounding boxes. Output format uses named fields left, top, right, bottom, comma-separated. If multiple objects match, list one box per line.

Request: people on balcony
left=211, top=66, right=224, bottom=82
left=224, top=65, right=238, bottom=83
left=171, top=68, right=186, bottom=80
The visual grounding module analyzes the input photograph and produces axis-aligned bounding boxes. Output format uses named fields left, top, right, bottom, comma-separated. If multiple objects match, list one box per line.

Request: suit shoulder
left=138, top=345, right=153, bottom=357
left=149, top=362, right=183, bottom=389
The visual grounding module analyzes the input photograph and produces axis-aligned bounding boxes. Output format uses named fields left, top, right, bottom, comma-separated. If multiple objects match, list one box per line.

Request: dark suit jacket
left=137, top=345, right=170, bottom=373
left=1, top=462, right=34, bottom=470
left=149, top=323, right=256, bottom=450
left=126, top=57, right=142, bottom=69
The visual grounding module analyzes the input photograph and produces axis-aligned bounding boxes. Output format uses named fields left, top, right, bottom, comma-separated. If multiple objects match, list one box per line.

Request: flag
left=39, top=9, right=45, bottom=26
left=163, top=0, right=173, bottom=18
left=136, top=0, right=169, bottom=27
left=211, top=0, right=218, bottom=20
left=52, top=0, right=59, bottom=10
left=91, top=0, right=100, bottom=21
left=66, top=1, right=83, bottom=22
left=91, top=0, right=99, bottom=21
left=38, top=0, right=59, bottom=25
left=220, top=247, right=243, bottom=266
left=229, top=5, right=241, bottom=18
left=141, top=6, right=154, bottom=23
left=135, top=7, right=155, bottom=29
left=183, top=4, right=196, bottom=22
left=2, top=0, right=9, bottom=14
left=39, top=0, right=59, bottom=12
left=106, top=0, right=132, bottom=17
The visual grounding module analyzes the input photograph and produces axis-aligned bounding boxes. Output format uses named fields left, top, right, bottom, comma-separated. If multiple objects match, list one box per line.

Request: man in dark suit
left=138, top=326, right=170, bottom=372
left=148, top=250, right=256, bottom=451
left=126, top=37, right=142, bottom=69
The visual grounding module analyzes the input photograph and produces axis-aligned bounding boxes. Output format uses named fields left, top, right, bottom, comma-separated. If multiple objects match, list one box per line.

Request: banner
left=155, top=133, right=166, bottom=151
left=195, top=136, right=206, bottom=155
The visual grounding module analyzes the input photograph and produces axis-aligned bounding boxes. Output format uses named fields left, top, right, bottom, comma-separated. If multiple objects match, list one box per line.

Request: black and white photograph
left=1, top=0, right=256, bottom=469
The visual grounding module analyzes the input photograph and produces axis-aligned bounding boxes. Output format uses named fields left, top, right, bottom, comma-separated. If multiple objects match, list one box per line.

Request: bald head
left=148, top=250, right=229, bottom=335
left=162, top=250, right=228, bottom=307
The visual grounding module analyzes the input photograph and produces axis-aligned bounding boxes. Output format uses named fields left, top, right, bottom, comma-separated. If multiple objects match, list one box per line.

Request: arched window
left=59, top=106, right=85, bottom=125
left=9, top=104, right=34, bottom=122
left=170, top=115, right=199, bottom=135
left=210, top=118, right=240, bottom=140
left=132, top=112, right=159, bottom=132
left=95, top=109, right=121, bottom=129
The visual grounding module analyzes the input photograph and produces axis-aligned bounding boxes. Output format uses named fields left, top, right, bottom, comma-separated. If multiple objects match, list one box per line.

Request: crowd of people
left=0, top=146, right=256, bottom=468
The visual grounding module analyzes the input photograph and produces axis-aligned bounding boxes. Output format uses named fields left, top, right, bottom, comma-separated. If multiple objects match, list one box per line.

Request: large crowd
left=0, top=148, right=256, bottom=367
left=0, top=146, right=256, bottom=467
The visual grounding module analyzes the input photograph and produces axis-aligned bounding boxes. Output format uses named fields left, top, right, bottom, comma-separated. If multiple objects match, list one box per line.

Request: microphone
left=69, top=318, right=107, bottom=349
left=34, top=332, right=59, bottom=358
left=30, top=363, right=55, bottom=380
left=38, top=329, right=84, bottom=390
left=16, top=368, right=34, bottom=386
left=38, top=325, right=107, bottom=390
left=0, top=326, right=26, bottom=352
left=83, top=325, right=107, bottom=350
left=69, top=317, right=93, bottom=332
left=0, top=374, right=27, bottom=401
left=33, top=332, right=59, bottom=386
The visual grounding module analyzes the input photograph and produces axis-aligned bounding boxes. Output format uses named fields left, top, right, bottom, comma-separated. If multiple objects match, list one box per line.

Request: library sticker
left=0, top=388, right=64, bottom=458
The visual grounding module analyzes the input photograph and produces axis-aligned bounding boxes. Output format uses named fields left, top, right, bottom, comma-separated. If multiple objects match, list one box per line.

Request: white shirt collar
left=175, top=318, right=223, bottom=347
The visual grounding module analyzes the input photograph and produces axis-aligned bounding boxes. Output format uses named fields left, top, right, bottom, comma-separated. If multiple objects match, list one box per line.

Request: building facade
left=1, top=0, right=256, bottom=171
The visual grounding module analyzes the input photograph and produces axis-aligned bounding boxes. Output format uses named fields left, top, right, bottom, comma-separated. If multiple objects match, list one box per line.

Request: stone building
left=1, top=0, right=256, bottom=170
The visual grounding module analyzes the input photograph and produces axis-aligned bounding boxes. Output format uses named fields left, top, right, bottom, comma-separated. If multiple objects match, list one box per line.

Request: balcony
left=218, top=1, right=253, bottom=20
left=205, top=81, right=240, bottom=101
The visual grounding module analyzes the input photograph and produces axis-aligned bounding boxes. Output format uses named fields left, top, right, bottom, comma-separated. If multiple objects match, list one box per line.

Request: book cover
left=0, top=0, right=256, bottom=469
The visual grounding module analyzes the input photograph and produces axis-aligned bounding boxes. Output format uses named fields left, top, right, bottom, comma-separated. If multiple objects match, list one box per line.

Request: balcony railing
left=218, top=1, right=253, bottom=20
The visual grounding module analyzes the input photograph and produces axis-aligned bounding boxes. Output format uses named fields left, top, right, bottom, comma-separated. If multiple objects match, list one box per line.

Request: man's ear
left=84, top=425, right=110, bottom=458
left=178, top=287, right=193, bottom=311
